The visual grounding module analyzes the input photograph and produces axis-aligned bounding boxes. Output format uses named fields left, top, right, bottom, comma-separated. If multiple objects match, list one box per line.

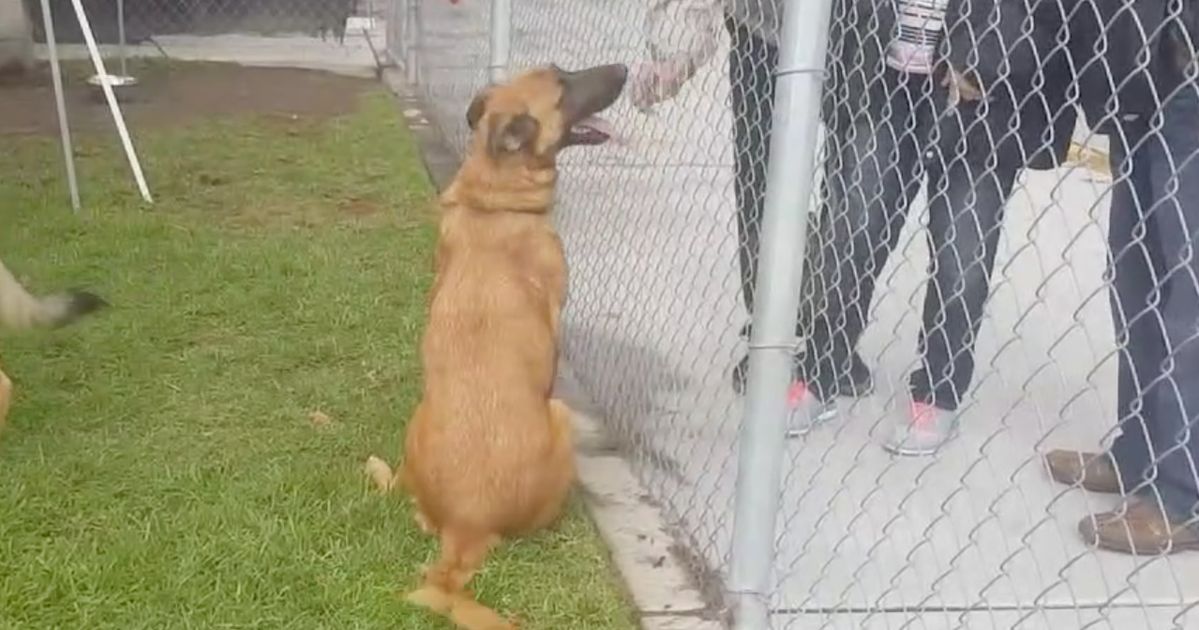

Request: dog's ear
left=486, top=113, right=540, bottom=157
left=466, top=90, right=490, bottom=130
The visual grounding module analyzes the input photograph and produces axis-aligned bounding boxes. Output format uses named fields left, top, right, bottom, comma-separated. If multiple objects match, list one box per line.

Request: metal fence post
left=404, top=0, right=419, bottom=84
left=386, top=0, right=406, bottom=65
left=726, top=0, right=836, bottom=625
left=397, top=0, right=409, bottom=65
left=488, top=0, right=511, bottom=82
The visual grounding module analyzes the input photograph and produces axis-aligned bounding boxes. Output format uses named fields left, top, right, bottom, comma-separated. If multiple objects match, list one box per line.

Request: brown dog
left=365, top=63, right=627, bottom=629
left=0, top=259, right=107, bottom=433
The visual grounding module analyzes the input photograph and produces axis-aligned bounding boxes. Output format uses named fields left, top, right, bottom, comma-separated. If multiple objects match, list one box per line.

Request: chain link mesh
left=23, top=0, right=377, bottom=43
left=400, top=0, right=1199, bottom=626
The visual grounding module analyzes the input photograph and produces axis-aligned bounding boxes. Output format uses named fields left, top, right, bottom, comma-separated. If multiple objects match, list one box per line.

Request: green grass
left=0, top=78, right=636, bottom=629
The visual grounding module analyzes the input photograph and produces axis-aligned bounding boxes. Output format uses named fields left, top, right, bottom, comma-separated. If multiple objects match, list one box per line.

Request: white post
left=39, top=0, right=80, bottom=213
left=488, top=0, right=510, bottom=82
left=67, top=0, right=152, bottom=204
left=725, top=0, right=837, bottom=625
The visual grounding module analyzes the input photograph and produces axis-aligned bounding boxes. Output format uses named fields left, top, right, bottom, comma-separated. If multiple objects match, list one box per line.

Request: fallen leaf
left=310, top=410, right=332, bottom=428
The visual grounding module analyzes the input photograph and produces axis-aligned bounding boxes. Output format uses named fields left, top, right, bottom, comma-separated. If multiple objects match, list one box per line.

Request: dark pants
left=727, top=20, right=1017, bottom=409
left=1106, top=87, right=1199, bottom=523
left=806, top=69, right=1018, bottom=408
left=726, top=18, right=778, bottom=317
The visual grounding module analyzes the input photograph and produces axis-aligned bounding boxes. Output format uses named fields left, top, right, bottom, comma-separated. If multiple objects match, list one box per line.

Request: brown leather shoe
left=1045, top=449, right=1122, bottom=494
left=1079, top=498, right=1199, bottom=554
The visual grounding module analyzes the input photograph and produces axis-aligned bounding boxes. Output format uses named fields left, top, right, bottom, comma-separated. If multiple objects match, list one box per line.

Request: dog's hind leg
left=524, top=398, right=577, bottom=533
left=409, top=527, right=512, bottom=629
left=0, top=364, right=11, bottom=434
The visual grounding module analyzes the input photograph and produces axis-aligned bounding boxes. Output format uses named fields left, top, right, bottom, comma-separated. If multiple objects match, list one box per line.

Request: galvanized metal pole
left=117, top=0, right=126, bottom=76
left=391, top=0, right=407, bottom=66
left=488, top=0, right=511, bottom=82
left=726, top=0, right=836, bottom=624
left=404, top=0, right=419, bottom=84
left=39, top=0, right=81, bottom=214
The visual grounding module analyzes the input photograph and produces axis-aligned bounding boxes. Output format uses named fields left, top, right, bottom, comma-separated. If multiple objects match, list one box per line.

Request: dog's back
left=407, top=201, right=567, bottom=534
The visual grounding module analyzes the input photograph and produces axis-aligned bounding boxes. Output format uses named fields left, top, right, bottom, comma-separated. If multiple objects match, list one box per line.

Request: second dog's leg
left=0, top=365, right=12, bottom=433
left=364, top=456, right=436, bottom=534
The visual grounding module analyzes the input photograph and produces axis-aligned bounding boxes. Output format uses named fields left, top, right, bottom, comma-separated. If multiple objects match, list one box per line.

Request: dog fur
left=0, top=258, right=107, bottom=433
left=365, top=63, right=627, bottom=630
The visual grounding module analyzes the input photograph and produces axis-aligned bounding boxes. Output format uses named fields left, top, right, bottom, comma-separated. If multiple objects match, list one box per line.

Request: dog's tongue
left=574, top=116, right=626, bottom=146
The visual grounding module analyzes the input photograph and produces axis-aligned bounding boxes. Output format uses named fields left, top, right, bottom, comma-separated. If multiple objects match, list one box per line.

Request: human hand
left=629, top=56, right=694, bottom=111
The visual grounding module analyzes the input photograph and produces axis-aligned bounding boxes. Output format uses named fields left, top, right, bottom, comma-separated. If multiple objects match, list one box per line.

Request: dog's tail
left=407, top=528, right=511, bottom=630
left=0, top=259, right=107, bottom=331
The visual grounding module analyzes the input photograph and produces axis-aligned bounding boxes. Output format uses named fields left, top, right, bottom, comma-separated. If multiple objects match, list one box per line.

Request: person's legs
left=1128, top=87, right=1199, bottom=528
left=883, top=151, right=1019, bottom=455
left=1068, top=91, right=1199, bottom=553
left=726, top=17, right=875, bottom=400
left=1104, top=128, right=1167, bottom=497
left=916, top=160, right=1019, bottom=408
left=1043, top=131, right=1161, bottom=498
left=802, top=69, right=932, bottom=399
left=725, top=17, right=776, bottom=318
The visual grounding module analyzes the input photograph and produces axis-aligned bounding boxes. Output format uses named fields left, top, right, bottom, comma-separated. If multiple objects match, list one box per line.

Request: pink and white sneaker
left=785, top=381, right=837, bottom=438
left=882, top=400, right=960, bottom=456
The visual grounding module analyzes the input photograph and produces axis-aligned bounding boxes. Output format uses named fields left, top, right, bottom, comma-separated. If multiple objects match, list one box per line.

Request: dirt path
left=0, top=61, right=377, bottom=136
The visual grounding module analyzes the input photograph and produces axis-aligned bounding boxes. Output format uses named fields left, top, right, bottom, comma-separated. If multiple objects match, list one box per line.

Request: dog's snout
left=559, top=63, right=628, bottom=123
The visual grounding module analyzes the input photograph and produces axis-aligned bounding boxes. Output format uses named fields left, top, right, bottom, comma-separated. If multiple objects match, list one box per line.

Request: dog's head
left=465, top=63, right=628, bottom=164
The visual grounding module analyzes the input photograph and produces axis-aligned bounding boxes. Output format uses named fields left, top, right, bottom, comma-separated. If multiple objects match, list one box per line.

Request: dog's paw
left=406, top=586, right=453, bottom=613
left=364, top=455, right=394, bottom=492
left=415, top=511, right=435, bottom=534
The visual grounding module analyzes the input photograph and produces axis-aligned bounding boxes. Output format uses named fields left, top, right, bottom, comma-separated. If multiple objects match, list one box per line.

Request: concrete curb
left=380, top=68, right=725, bottom=630
left=555, top=362, right=725, bottom=630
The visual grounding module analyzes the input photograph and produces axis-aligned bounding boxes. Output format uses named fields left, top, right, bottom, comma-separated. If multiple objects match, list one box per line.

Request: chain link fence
left=390, top=0, right=1199, bottom=627
left=19, top=0, right=381, bottom=47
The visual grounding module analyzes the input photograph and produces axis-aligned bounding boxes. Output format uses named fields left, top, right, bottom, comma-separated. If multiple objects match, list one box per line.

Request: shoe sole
left=1087, top=537, right=1199, bottom=555
left=881, top=426, right=960, bottom=457
left=785, top=405, right=838, bottom=438
left=1079, top=521, right=1199, bottom=555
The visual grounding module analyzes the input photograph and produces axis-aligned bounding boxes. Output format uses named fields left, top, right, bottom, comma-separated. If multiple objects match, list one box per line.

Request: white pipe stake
left=67, top=0, right=152, bottom=204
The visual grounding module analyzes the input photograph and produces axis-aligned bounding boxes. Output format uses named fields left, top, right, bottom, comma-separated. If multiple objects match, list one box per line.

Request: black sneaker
left=730, top=352, right=874, bottom=398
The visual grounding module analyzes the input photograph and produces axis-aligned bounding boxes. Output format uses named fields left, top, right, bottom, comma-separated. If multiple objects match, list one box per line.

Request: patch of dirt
left=338, top=197, right=384, bottom=217
left=0, top=61, right=378, bottom=136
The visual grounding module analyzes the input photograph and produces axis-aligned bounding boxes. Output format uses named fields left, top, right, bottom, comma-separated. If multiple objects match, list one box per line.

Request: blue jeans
left=1106, top=86, right=1199, bottom=523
